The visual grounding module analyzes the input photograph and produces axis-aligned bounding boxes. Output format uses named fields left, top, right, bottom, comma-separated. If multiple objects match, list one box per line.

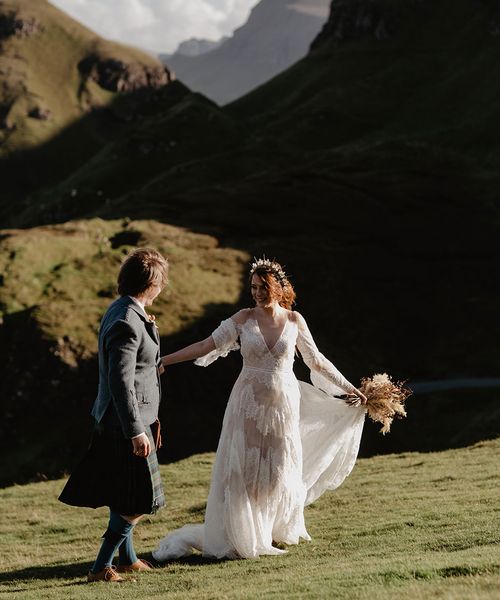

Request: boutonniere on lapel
left=147, top=313, right=158, bottom=328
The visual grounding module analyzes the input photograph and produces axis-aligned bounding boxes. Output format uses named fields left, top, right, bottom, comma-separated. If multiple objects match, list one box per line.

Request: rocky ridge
left=0, top=7, right=42, bottom=41
left=313, top=0, right=500, bottom=47
left=78, top=52, right=172, bottom=94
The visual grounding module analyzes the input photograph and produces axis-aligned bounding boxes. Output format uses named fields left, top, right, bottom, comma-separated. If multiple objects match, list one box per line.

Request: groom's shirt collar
left=128, top=295, right=147, bottom=317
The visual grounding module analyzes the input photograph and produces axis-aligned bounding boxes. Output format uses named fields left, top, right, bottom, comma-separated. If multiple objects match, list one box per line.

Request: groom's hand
left=132, top=433, right=152, bottom=458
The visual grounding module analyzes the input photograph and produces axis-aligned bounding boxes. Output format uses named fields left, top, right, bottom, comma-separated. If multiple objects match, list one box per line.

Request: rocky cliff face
left=312, top=0, right=415, bottom=46
left=78, top=53, right=172, bottom=93
left=0, top=8, right=42, bottom=41
left=312, top=0, right=500, bottom=47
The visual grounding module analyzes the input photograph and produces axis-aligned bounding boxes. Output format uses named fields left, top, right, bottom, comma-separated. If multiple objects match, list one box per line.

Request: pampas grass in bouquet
left=360, top=373, right=412, bottom=434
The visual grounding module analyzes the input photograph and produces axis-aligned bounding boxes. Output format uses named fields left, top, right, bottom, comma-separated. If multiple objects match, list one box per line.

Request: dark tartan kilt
left=59, top=422, right=165, bottom=515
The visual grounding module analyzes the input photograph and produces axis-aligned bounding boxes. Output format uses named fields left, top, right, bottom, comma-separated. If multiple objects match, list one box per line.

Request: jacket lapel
left=145, top=319, right=160, bottom=345
left=125, top=297, right=159, bottom=346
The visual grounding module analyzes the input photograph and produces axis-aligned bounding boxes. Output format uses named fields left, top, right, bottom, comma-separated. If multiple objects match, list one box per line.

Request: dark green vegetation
left=0, top=440, right=499, bottom=599
left=0, top=0, right=499, bottom=484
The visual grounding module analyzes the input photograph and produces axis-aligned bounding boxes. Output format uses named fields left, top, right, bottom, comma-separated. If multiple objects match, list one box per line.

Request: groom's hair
left=118, top=248, right=169, bottom=296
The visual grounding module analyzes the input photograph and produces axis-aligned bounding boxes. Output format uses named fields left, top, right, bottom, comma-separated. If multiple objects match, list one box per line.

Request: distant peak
left=287, top=1, right=331, bottom=19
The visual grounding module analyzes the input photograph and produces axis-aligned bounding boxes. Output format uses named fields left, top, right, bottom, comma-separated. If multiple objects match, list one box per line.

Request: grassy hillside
left=0, top=438, right=499, bottom=599
left=0, top=0, right=173, bottom=206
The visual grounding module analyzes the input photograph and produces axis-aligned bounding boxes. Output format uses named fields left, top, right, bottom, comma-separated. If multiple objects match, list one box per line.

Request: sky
left=50, top=0, right=260, bottom=54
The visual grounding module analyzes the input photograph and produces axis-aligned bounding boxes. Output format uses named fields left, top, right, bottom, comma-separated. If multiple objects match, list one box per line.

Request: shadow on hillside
left=0, top=306, right=98, bottom=487
left=0, top=78, right=229, bottom=228
left=0, top=553, right=230, bottom=586
left=358, top=387, right=500, bottom=457
left=0, top=561, right=92, bottom=585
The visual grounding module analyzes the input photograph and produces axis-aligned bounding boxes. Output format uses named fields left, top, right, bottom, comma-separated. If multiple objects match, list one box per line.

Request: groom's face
left=143, top=282, right=163, bottom=306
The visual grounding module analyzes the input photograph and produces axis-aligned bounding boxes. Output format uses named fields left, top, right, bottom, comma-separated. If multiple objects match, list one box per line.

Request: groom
left=59, top=247, right=169, bottom=583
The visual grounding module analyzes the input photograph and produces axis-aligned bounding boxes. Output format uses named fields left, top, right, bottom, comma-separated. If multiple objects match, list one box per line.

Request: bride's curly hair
left=250, top=262, right=296, bottom=310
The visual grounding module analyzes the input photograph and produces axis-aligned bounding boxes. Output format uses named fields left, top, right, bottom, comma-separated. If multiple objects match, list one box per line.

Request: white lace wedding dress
left=153, top=312, right=366, bottom=560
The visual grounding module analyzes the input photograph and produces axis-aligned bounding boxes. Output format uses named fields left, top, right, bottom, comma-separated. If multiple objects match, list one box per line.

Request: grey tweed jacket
left=91, top=295, right=162, bottom=438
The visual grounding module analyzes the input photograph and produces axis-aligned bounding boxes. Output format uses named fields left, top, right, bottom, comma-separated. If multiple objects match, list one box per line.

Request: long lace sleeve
left=296, top=313, right=357, bottom=396
left=194, top=318, right=240, bottom=367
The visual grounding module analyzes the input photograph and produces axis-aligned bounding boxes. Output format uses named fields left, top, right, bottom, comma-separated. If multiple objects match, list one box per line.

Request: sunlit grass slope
left=0, top=0, right=168, bottom=154
left=0, top=218, right=247, bottom=347
left=0, top=0, right=177, bottom=207
left=0, top=438, right=498, bottom=599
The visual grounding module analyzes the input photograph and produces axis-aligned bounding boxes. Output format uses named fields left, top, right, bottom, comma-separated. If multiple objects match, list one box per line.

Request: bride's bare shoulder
left=230, top=308, right=254, bottom=325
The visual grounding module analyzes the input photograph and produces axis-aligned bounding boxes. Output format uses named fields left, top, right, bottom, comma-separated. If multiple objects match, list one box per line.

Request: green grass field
left=1, top=438, right=498, bottom=599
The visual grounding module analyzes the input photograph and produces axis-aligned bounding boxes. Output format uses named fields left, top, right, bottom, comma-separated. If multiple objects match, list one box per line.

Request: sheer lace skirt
left=153, top=371, right=365, bottom=561
left=203, top=371, right=309, bottom=558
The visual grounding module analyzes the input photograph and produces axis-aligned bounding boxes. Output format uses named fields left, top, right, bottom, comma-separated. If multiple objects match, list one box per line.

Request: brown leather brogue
left=87, top=565, right=125, bottom=582
left=116, top=558, right=154, bottom=573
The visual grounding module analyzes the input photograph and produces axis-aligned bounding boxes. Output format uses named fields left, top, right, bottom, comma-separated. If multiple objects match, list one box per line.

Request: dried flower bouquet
left=359, top=373, right=411, bottom=434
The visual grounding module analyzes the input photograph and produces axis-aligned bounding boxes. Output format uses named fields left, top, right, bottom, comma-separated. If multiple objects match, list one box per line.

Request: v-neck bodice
left=238, top=316, right=297, bottom=374
left=253, top=316, right=289, bottom=353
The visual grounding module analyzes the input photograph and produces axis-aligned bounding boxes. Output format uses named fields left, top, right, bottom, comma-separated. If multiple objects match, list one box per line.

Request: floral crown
left=249, top=257, right=288, bottom=288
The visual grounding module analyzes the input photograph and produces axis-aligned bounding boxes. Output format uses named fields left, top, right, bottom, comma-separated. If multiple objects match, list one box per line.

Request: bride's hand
left=344, top=390, right=368, bottom=407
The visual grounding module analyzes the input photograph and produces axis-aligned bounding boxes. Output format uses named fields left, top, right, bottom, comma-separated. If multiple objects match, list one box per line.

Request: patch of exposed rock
left=28, top=105, right=52, bottom=120
left=78, top=53, right=173, bottom=93
left=0, top=10, right=42, bottom=42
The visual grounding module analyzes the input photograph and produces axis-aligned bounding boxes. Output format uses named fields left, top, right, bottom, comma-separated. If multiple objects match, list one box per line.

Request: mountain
left=165, top=0, right=331, bottom=105
left=1, top=0, right=500, bottom=485
left=160, top=36, right=229, bottom=60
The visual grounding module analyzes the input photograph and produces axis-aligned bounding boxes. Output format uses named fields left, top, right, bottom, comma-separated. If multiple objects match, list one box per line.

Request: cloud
left=50, top=0, right=260, bottom=53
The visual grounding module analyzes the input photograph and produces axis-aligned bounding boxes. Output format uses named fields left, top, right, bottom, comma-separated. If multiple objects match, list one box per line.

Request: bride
left=153, top=258, right=367, bottom=560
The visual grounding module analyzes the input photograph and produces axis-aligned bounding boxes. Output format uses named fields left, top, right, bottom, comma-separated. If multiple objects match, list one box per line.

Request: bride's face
left=251, top=274, right=272, bottom=307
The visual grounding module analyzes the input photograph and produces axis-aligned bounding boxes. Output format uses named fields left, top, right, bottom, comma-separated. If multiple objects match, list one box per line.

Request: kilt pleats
left=59, top=423, right=165, bottom=515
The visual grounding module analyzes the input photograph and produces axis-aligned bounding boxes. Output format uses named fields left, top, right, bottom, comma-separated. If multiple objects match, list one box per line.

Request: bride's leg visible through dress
left=240, top=380, right=310, bottom=547
left=243, top=416, right=285, bottom=502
